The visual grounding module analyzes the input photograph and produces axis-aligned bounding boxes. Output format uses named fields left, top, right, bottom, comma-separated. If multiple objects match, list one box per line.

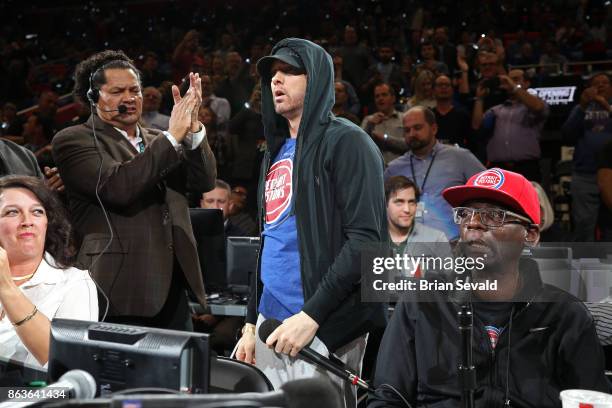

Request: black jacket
left=246, top=38, right=387, bottom=351
left=368, top=259, right=610, bottom=408
left=0, top=139, right=43, bottom=177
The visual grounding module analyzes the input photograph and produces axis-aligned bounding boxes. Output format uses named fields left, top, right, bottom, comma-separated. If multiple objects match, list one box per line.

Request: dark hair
left=374, top=82, right=396, bottom=98
left=385, top=176, right=421, bottom=203
left=420, top=40, right=436, bottom=57
left=589, top=72, right=611, bottom=86
left=0, top=175, right=76, bottom=268
left=405, top=106, right=437, bottom=126
left=73, top=50, right=140, bottom=105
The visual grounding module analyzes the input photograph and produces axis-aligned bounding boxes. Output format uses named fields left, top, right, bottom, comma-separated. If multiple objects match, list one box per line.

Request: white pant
left=255, top=314, right=367, bottom=408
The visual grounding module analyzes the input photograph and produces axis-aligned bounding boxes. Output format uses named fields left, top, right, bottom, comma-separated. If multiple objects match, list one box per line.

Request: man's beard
left=408, top=138, right=428, bottom=151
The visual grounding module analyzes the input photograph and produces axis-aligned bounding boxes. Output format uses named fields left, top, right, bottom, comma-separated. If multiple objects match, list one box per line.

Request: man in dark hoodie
left=368, top=168, right=609, bottom=408
left=235, top=38, right=387, bottom=406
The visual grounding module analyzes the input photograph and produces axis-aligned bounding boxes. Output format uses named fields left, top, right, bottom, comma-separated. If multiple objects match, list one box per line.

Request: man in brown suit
left=52, top=50, right=216, bottom=330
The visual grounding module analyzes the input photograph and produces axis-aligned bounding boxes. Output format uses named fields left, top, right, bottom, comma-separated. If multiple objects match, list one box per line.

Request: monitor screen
left=226, top=236, right=260, bottom=294
left=48, top=319, right=210, bottom=396
left=189, top=208, right=226, bottom=291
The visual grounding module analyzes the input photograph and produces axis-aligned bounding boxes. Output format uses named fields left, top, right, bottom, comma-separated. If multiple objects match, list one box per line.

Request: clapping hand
left=168, top=73, right=202, bottom=143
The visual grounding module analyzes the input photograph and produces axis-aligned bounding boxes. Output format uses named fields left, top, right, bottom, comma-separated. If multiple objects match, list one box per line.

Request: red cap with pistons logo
left=442, top=168, right=541, bottom=225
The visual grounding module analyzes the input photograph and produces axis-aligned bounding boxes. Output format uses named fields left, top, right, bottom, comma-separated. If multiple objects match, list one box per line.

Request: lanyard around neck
left=410, top=150, right=437, bottom=193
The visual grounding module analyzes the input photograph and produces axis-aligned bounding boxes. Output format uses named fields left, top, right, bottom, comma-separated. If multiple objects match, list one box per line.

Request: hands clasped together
left=168, top=72, right=203, bottom=143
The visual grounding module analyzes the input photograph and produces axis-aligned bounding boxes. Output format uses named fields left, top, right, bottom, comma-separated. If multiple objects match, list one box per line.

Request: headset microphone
left=97, top=104, right=128, bottom=114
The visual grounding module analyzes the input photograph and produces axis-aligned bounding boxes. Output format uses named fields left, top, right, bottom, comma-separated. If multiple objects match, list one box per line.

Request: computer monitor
left=226, top=236, right=260, bottom=295
left=48, top=319, right=210, bottom=396
left=189, top=208, right=226, bottom=291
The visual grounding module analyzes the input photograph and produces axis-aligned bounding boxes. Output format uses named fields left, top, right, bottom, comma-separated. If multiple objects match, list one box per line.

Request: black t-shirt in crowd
left=434, top=106, right=472, bottom=147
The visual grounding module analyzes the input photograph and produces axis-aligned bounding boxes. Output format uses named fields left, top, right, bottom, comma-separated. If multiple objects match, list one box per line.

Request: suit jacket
left=52, top=114, right=216, bottom=317
left=0, top=139, right=43, bottom=177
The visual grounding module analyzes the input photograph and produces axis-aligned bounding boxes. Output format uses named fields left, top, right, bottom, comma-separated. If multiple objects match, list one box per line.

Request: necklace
left=11, top=272, right=35, bottom=281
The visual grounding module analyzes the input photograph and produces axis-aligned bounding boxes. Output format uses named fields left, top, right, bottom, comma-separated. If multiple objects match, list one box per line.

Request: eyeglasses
left=453, top=207, right=533, bottom=228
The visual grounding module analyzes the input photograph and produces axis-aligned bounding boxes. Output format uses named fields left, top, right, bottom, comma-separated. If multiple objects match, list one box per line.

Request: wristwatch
left=241, top=323, right=256, bottom=336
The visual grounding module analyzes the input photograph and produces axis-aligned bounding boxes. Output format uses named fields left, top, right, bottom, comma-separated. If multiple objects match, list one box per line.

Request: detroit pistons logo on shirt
left=265, top=158, right=293, bottom=224
left=473, top=169, right=505, bottom=189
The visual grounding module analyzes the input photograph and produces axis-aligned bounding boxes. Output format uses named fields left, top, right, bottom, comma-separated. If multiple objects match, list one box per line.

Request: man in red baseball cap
left=369, top=168, right=610, bottom=407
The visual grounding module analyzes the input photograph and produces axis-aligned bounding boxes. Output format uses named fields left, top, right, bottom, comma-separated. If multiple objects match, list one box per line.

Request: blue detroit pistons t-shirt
left=259, top=138, right=304, bottom=321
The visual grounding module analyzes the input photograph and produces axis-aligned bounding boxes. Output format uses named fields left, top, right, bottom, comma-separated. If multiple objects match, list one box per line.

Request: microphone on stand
left=259, top=319, right=373, bottom=391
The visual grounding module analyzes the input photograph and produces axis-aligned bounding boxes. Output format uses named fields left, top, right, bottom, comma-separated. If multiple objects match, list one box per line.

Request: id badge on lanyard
left=416, top=198, right=426, bottom=219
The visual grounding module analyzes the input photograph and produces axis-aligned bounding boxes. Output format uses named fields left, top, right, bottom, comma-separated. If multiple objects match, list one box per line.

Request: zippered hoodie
left=368, top=258, right=610, bottom=407
left=246, top=38, right=387, bottom=351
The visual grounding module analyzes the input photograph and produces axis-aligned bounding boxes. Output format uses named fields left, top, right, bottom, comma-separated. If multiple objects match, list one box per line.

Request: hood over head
left=256, top=38, right=335, bottom=155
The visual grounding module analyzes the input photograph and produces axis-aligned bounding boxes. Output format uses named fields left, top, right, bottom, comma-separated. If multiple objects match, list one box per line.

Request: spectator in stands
left=140, top=52, right=165, bottom=88
left=399, top=55, right=414, bottom=98
left=332, top=54, right=361, bottom=116
left=477, top=32, right=506, bottom=63
left=338, top=25, right=372, bottom=89
left=472, top=51, right=508, bottom=109
left=227, top=184, right=257, bottom=236
left=216, top=52, right=255, bottom=118
left=472, top=69, right=549, bottom=182
left=507, top=30, right=531, bottom=66
left=361, top=43, right=405, bottom=107
left=22, top=113, right=53, bottom=153
left=598, top=140, right=612, bottom=241
left=36, top=91, right=60, bottom=134
left=226, top=84, right=263, bottom=205
left=456, top=31, right=477, bottom=69
left=405, top=69, right=436, bottom=110
left=201, top=74, right=231, bottom=128
left=0, top=176, right=97, bottom=367
left=539, top=40, right=568, bottom=75
left=512, top=42, right=539, bottom=66
left=333, top=81, right=360, bottom=125
left=432, top=74, right=471, bottom=146
left=211, top=54, right=227, bottom=90
left=199, top=105, right=230, bottom=180
left=362, top=83, right=406, bottom=164
left=385, top=107, right=485, bottom=240
left=52, top=50, right=216, bottom=330
left=385, top=175, right=450, bottom=276
left=414, top=40, right=449, bottom=76
left=369, top=169, right=610, bottom=407
left=562, top=73, right=612, bottom=242
left=141, top=87, right=170, bottom=131
left=200, top=179, right=246, bottom=236
left=172, top=29, right=200, bottom=83
left=433, top=26, right=457, bottom=74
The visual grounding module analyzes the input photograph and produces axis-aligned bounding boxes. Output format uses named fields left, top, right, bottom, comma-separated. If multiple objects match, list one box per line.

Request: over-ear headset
left=86, top=65, right=107, bottom=105
left=86, top=60, right=137, bottom=105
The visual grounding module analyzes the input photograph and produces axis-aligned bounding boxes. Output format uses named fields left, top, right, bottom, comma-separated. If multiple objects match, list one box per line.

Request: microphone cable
left=86, top=102, right=114, bottom=322
left=376, top=383, right=413, bottom=408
